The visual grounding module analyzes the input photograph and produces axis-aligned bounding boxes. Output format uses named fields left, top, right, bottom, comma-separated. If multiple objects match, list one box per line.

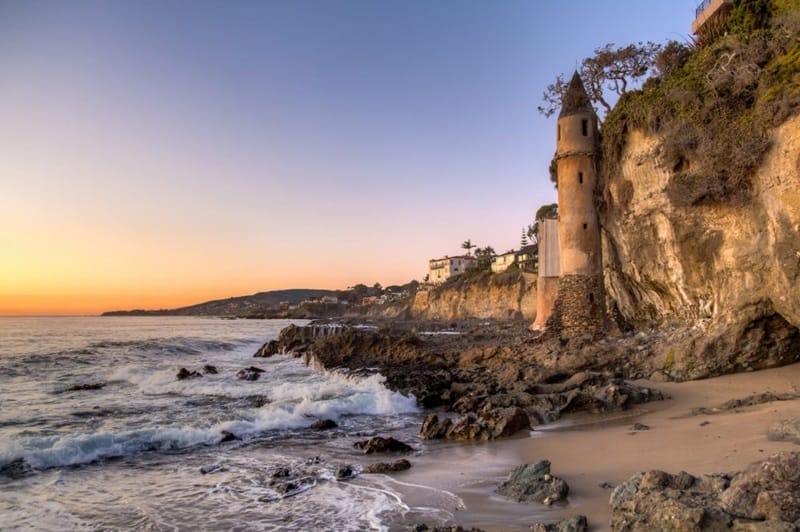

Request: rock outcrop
left=411, top=271, right=537, bottom=321
left=353, top=437, right=413, bottom=454
left=419, top=406, right=530, bottom=442
left=602, top=116, right=800, bottom=379
left=610, top=452, right=800, bottom=530
left=497, top=460, right=569, bottom=505
left=257, top=321, right=666, bottom=437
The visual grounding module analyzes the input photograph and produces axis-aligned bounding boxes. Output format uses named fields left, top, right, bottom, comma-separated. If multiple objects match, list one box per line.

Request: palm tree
left=461, top=239, right=475, bottom=256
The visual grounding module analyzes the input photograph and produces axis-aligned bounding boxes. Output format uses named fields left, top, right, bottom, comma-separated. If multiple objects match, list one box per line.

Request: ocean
left=0, top=316, right=466, bottom=531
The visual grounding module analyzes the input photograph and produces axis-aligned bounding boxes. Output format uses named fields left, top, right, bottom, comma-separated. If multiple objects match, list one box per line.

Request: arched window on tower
left=578, top=171, right=583, bottom=184
left=581, top=119, right=588, bottom=137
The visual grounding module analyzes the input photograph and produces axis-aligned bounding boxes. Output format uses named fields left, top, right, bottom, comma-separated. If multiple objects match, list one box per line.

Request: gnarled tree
left=538, top=41, right=662, bottom=119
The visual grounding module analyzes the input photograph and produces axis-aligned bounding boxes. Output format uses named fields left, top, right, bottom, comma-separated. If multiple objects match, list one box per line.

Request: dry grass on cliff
left=601, top=0, right=800, bottom=208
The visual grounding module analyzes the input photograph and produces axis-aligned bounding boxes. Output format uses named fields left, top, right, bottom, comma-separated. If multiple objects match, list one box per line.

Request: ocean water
left=0, top=317, right=460, bottom=531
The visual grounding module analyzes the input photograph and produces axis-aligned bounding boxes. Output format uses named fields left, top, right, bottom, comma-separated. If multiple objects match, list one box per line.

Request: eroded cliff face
left=411, top=272, right=537, bottom=321
left=602, top=114, right=800, bottom=377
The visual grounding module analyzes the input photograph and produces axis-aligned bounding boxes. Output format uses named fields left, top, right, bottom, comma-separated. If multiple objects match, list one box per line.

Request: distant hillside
left=102, top=289, right=338, bottom=317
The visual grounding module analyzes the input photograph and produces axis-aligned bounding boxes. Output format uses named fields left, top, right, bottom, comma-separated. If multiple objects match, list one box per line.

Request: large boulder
left=237, top=366, right=265, bottom=381
left=767, top=419, right=800, bottom=444
left=530, top=516, right=587, bottom=532
left=353, top=437, right=413, bottom=454
left=610, top=470, right=732, bottom=530
left=365, top=459, right=412, bottom=474
left=720, top=452, right=800, bottom=522
left=497, top=460, right=569, bottom=505
left=419, top=407, right=530, bottom=442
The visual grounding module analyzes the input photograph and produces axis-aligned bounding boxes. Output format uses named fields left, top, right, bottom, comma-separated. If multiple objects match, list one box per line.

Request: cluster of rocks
left=175, top=364, right=266, bottom=382
left=176, top=365, right=220, bottom=380
left=610, top=451, right=800, bottom=530
left=419, top=406, right=530, bottom=442
left=254, top=320, right=667, bottom=442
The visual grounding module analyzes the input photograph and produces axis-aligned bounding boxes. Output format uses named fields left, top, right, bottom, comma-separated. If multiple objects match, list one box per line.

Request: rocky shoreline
left=255, top=318, right=666, bottom=430
left=253, top=318, right=800, bottom=530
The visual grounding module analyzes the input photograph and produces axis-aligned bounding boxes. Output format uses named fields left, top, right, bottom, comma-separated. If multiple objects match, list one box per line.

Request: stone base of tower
left=545, top=274, right=607, bottom=337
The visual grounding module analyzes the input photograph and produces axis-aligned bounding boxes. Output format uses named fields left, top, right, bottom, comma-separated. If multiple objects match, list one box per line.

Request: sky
left=0, top=0, right=699, bottom=315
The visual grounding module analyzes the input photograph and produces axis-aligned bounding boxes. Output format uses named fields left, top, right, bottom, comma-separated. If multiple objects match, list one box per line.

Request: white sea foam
left=1, top=366, right=418, bottom=471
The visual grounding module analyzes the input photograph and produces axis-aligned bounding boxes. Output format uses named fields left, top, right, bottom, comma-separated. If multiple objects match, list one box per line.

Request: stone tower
left=551, top=72, right=606, bottom=336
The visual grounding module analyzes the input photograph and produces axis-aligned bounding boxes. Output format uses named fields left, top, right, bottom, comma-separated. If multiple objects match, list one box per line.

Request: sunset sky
left=1, top=0, right=697, bottom=315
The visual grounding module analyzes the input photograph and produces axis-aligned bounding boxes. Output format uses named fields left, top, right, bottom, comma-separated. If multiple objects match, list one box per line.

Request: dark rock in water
left=237, top=366, right=265, bottom=381
left=334, top=465, right=355, bottom=480
left=305, top=456, right=322, bottom=465
left=64, top=382, right=106, bottom=392
left=353, top=436, right=413, bottom=454
left=497, top=460, right=569, bottom=505
left=202, top=364, right=218, bottom=375
left=365, top=459, right=412, bottom=474
left=250, top=395, right=270, bottom=408
left=273, top=477, right=315, bottom=497
left=200, top=463, right=226, bottom=475
left=530, top=515, right=588, bottom=532
left=721, top=451, right=800, bottom=522
left=598, top=481, right=614, bottom=489
left=768, top=418, right=800, bottom=444
left=273, top=481, right=298, bottom=495
left=274, top=467, right=291, bottom=478
left=631, top=422, right=650, bottom=431
left=219, top=430, right=240, bottom=443
left=310, top=419, right=338, bottom=430
left=254, top=339, right=280, bottom=358
left=0, top=458, right=33, bottom=479
left=176, top=368, right=202, bottom=380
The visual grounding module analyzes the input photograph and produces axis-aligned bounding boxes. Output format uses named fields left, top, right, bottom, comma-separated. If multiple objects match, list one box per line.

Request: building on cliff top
left=427, top=255, right=477, bottom=284
left=532, top=218, right=559, bottom=330
left=537, top=72, right=607, bottom=336
left=692, top=0, right=734, bottom=42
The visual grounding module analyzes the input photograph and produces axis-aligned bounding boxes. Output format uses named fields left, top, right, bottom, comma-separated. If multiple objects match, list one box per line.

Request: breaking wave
left=0, top=368, right=417, bottom=472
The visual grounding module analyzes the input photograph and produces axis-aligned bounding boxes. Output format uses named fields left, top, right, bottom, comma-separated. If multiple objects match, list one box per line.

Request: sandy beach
left=393, top=362, right=800, bottom=531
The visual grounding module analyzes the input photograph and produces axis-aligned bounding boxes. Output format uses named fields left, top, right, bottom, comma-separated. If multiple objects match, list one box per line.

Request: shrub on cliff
left=601, top=0, right=800, bottom=207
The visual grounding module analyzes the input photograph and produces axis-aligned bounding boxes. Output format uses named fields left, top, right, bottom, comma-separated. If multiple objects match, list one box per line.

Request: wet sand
left=398, top=363, right=800, bottom=531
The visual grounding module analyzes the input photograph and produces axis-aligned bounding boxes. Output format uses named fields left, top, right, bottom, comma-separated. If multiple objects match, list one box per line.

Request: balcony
left=692, top=0, right=734, bottom=37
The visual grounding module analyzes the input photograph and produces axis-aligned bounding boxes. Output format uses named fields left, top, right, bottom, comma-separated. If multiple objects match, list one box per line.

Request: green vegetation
left=602, top=0, right=800, bottom=206
left=526, top=203, right=558, bottom=244
left=664, top=350, right=676, bottom=371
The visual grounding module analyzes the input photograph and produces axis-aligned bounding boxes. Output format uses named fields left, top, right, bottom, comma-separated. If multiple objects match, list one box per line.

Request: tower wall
left=554, top=110, right=606, bottom=336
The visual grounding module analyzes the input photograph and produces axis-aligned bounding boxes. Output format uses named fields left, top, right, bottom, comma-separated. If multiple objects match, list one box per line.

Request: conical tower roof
left=559, top=71, right=594, bottom=118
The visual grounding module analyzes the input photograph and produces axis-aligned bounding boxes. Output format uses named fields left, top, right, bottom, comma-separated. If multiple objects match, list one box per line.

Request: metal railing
left=695, top=0, right=732, bottom=17
left=696, top=0, right=713, bottom=17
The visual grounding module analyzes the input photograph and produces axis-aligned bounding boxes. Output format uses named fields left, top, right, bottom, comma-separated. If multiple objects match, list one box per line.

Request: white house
left=428, top=255, right=477, bottom=284
left=491, top=251, right=517, bottom=273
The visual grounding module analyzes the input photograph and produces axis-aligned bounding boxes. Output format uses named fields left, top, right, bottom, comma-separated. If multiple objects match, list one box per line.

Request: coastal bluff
left=408, top=271, right=537, bottom=321
left=601, top=114, right=800, bottom=379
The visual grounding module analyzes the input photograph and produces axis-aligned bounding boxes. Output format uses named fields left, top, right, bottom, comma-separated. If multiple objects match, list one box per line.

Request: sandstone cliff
left=602, top=114, right=800, bottom=378
left=410, top=271, right=537, bottom=321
